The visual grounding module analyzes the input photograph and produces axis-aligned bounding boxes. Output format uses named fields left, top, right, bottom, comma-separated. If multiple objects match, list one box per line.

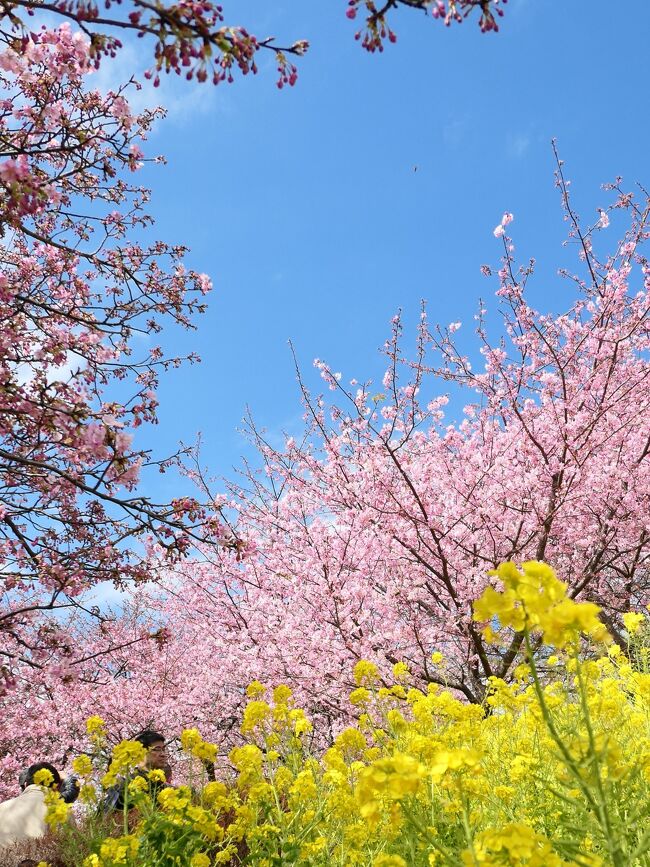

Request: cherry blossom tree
left=161, top=158, right=647, bottom=715
left=1, top=0, right=506, bottom=91
left=3, top=158, right=647, bottom=793
left=0, top=20, right=246, bottom=713
left=111, top=162, right=650, bottom=713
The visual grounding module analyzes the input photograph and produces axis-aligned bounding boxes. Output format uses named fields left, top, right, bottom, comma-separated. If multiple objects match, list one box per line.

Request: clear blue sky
left=118, top=0, right=650, bottom=496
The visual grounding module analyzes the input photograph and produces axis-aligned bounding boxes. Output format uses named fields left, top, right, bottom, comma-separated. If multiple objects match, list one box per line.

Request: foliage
left=36, top=563, right=650, bottom=866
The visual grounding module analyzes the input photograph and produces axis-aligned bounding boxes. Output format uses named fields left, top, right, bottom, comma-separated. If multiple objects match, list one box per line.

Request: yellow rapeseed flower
left=181, top=728, right=202, bottom=751
left=353, top=659, right=380, bottom=686
left=246, top=680, right=266, bottom=698
left=147, top=768, right=166, bottom=783
left=33, top=768, right=55, bottom=788
left=623, top=611, right=645, bottom=634
left=193, top=740, right=218, bottom=762
left=102, top=740, right=147, bottom=788
left=127, top=775, right=149, bottom=796
left=98, top=834, right=139, bottom=864
left=473, top=561, right=609, bottom=648
left=43, top=789, right=69, bottom=830
left=374, top=855, right=407, bottom=867
left=273, top=684, right=293, bottom=704
left=349, top=687, right=372, bottom=706
left=86, top=716, right=105, bottom=735
left=241, top=700, right=271, bottom=734
left=72, top=754, right=93, bottom=777
left=294, top=715, right=313, bottom=737
left=79, top=784, right=98, bottom=805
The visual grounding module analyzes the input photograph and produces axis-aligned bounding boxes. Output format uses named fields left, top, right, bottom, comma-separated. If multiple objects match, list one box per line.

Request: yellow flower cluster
left=181, top=728, right=219, bottom=763
left=84, top=834, right=139, bottom=867
left=467, top=824, right=572, bottom=866
left=86, top=716, right=106, bottom=735
left=101, top=740, right=147, bottom=788
left=65, top=563, right=649, bottom=867
left=32, top=766, right=69, bottom=831
left=42, top=788, right=70, bottom=830
left=473, top=561, right=610, bottom=647
left=32, top=768, right=55, bottom=788
left=72, top=754, right=93, bottom=777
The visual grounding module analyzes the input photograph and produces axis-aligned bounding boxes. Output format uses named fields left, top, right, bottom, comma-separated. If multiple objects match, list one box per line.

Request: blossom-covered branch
left=1, top=0, right=505, bottom=90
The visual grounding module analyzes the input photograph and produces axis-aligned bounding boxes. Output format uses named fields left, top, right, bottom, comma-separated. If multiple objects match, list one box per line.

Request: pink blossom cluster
left=345, top=0, right=506, bottom=52
left=3, top=0, right=311, bottom=90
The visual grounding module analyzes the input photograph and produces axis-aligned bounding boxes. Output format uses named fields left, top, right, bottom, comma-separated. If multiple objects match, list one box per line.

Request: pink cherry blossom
left=493, top=211, right=514, bottom=237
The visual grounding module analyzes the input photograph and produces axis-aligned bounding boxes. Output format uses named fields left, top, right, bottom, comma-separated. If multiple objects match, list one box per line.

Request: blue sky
left=114, top=0, right=650, bottom=496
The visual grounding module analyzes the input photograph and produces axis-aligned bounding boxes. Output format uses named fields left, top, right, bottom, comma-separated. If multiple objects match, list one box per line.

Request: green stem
left=524, top=631, right=624, bottom=867
left=400, top=800, right=463, bottom=866
left=574, top=660, right=625, bottom=867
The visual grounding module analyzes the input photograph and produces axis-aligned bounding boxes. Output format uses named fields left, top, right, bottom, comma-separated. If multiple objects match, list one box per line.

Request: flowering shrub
left=44, top=563, right=649, bottom=866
